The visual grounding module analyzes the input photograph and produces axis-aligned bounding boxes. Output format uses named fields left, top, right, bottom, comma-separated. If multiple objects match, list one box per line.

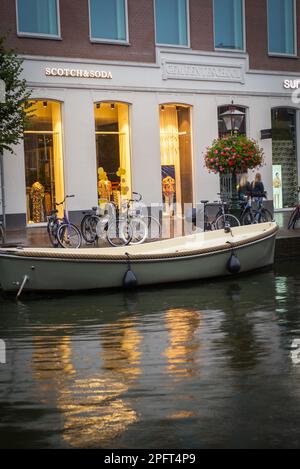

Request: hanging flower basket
left=204, top=134, right=264, bottom=174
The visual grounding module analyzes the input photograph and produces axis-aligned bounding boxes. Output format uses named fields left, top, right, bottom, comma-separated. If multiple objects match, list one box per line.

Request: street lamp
left=219, top=105, right=246, bottom=216
left=220, top=106, right=245, bottom=135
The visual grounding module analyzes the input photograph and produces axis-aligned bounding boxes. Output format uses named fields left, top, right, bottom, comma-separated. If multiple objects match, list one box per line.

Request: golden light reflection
left=32, top=319, right=142, bottom=447
left=164, top=309, right=202, bottom=381
left=100, top=320, right=142, bottom=381
left=32, top=336, right=75, bottom=392
left=58, top=378, right=137, bottom=448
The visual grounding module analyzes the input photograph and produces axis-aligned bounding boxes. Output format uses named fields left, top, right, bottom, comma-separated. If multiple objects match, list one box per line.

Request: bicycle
left=81, top=201, right=133, bottom=247
left=47, top=195, right=82, bottom=248
left=201, top=197, right=240, bottom=231
left=124, top=192, right=161, bottom=242
left=81, top=192, right=161, bottom=246
left=0, top=221, right=5, bottom=244
left=240, top=193, right=273, bottom=225
left=288, top=187, right=300, bottom=229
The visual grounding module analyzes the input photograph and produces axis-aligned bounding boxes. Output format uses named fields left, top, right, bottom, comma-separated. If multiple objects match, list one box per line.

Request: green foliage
left=205, top=134, right=264, bottom=174
left=0, top=37, right=32, bottom=154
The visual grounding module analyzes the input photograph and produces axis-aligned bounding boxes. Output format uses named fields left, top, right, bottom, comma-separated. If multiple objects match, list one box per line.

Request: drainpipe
left=0, top=150, right=5, bottom=230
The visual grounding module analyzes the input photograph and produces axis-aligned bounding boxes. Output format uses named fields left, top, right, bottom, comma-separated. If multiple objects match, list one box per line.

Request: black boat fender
left=123, top=253, right=138, bottom=288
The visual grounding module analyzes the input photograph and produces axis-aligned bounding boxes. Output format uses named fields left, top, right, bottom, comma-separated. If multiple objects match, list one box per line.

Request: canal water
left=1, top=260, right=300, bottom=449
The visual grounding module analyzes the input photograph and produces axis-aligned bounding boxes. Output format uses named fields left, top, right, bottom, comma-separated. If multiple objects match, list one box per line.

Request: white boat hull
left=0, top=222, right=278, bottom=293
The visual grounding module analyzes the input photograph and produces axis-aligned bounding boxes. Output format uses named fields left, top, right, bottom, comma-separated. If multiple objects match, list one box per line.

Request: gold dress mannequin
left=30, top=181, right=45, bottom=223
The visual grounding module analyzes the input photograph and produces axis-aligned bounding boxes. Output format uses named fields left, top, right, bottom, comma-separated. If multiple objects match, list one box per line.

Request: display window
left=271, top=108, right=298, bottom=209
left=24, top=100, right=64, bottom=224
left=159, top=104, right=193, bottom=215
left=94, top=102, right=131, bottom=207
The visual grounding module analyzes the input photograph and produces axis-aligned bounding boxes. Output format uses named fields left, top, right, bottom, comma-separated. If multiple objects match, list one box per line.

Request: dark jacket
left=251, top=181, right=265, bottom=197
left=238, top=181, right=252, bottom=200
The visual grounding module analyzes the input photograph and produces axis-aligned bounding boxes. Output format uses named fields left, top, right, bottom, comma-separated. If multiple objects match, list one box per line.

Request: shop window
left=155, top=0, right=188, bottom=46
left=89, top=0, right=127, bottom=42
left=214, top=0, right=244, bottom=50
left=218, top=105, right=246, bottom=137
left=268, top=0, right=296, bottom=55
left=17, top=0, right=60, bottom=37
left=271, top=108, right=298, bottom=209
left=24, top=100, right=64, bottom=224
left=159, top=104, right=193, bottom=214
left=94, top=102, right=131, bottom=207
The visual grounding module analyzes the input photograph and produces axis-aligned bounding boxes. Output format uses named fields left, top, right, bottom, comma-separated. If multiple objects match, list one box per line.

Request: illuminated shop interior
left=24, top=100, right=64, bottom=224
left=94, top=102, right=131, bottom=207
left=159, top=104, right=193, bottom=214
left=272, top=108, right=298, bottom=209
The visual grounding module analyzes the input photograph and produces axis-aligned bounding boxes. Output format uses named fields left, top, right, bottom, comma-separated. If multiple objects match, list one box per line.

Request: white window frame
left=213, top=0, right=246, bottom=53
left=154, top=0, right=190, bottom=48
left=89, top=0, right=129, bottom=45
left=267, top=0, right=298, bottom=57
left=16, top=0, right=61, bottom=40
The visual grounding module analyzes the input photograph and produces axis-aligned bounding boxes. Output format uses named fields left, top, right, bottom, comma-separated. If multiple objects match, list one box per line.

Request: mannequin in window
left=162, top=175, right=176, bottom=216
left=30, top=181, right=45, bottom=223
left=273, top=172, right=282, bottom=209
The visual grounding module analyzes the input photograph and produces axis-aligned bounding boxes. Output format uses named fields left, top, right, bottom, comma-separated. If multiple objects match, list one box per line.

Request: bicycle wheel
left=215, top=214, right=240, bottom=230
left=106, top=220, right=132, bottom=247
left=47, top=219, right=59, bottom=247
left=129, top=217, right=148, bottom=245
left=81, top=214, right=99, bottom=243
left=241, top=210, right=254, bottom=226
left=254, top=208, right=273, bottom=223
left=288, top=208, right=299, bottom=229
left=0, top=224, right=4, bottom=244
left=144, top=216, right=161, bottom=240
left=57, top=223, right=82, bottom=248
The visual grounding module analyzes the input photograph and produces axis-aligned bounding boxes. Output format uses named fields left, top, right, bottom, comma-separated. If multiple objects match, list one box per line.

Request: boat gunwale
left=0, top=225, right=278, bottom=264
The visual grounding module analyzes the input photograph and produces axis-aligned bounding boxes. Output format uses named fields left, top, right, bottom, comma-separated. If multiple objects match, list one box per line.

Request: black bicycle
left=47, top=195, right=82, bottom=248
left=240, top=193, right=273, bottom=225
left=80, top=200, right=133, bottom=247
left=0, top=221, right=4, bottom=244
left=201, top=197, right=240, bottom=231
left=288, top=187, right=300, bottom=229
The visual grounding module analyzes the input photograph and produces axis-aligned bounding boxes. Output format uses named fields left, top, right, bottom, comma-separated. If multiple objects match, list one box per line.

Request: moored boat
left=0, top=222, right=278, bottom=294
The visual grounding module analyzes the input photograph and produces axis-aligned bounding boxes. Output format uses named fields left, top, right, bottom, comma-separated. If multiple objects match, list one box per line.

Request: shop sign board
left=162, top=60, right=245, bottom=84
left=45, top=68, right=113, bottom=79
left=260, top=129, right=272, bottom=140
left=283, top=80, right=300, bottom=89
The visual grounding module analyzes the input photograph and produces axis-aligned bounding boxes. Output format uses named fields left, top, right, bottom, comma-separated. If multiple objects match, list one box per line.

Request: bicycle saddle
left=92, top=206, right=98, bottom=211
left=201, top=200, right=209, bottom=204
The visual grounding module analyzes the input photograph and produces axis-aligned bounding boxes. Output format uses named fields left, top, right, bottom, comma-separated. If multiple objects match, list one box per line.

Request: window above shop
left=268, top=0, right=296, bottom=56
left=155, top=0, right=189, bottom=47
left=16, top=0, right=60, bottom=38
left=213, top=0, right=244, bottom=51
left=89, top=0, right=128, bottom=43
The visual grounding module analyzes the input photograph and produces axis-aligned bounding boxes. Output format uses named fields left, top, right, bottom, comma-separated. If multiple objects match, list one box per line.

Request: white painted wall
left=4, top=49, right=300, bottom=224
left=3, top=141, right=26, bottom=215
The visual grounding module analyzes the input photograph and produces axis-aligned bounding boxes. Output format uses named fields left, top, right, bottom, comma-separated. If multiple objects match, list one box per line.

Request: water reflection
left=164, top=309, right=202, bottom=380
left=2, top=263, right=300, bottom=448
left=30, top=318, right=143, bottom=447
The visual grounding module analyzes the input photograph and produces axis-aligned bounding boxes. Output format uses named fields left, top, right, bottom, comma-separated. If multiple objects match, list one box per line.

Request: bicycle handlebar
left=55, top=194, right=75, bottom=206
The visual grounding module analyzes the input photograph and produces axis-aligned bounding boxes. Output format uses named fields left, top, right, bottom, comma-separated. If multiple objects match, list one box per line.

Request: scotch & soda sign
left=45, top=68, right=113, bottom=79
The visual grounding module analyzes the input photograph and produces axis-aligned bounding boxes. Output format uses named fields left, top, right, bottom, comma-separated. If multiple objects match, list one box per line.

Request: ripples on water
left=1, top=261, right=300, bottom=448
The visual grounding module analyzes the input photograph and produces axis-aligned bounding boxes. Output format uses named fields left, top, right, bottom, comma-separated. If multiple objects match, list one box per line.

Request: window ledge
left=215, top=47, right=246, bottom=54
left=90, top=39, right=130, bottom=46
left=268, top=53, right=298, bottom=59
left=17, top=33, right=62, bottom=41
